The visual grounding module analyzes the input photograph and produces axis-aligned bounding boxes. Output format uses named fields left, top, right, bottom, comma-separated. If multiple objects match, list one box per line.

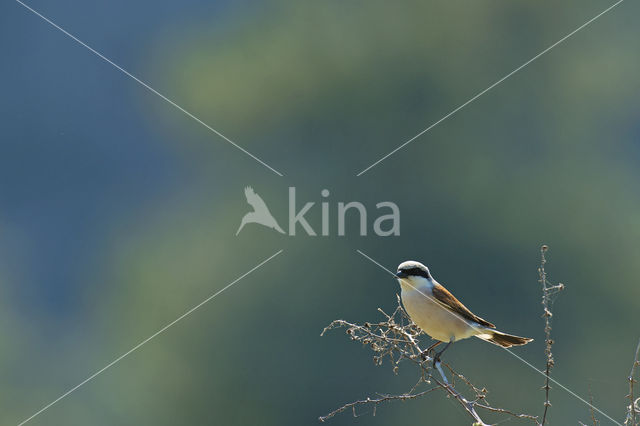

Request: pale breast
left=401, top=287, right=478, bottom=342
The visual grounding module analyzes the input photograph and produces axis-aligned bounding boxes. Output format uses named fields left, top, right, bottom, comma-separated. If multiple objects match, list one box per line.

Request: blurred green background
left=2, top=0, right=639, bottom=424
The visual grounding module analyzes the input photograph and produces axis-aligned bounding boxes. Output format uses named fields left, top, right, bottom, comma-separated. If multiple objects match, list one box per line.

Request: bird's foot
left=432, top=340, right=452, bottom=368
left=432, top=353, right=441, bottom=368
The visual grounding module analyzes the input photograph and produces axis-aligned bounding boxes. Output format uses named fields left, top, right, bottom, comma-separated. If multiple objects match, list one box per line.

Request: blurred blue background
left=1, top=0, right=639, bottom=424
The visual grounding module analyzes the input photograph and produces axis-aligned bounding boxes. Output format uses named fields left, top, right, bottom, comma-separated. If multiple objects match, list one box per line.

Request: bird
left=395, top=260, right=532, bottom=364
left=236, top=186, right=285, bottom=235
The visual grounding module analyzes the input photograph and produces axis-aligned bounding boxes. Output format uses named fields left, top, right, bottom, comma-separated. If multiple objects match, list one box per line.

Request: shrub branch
left=625, top=338, right=640, bottom=426
left=319, top=296, right=537, bottom=425
left=539, top=245, right=564, bottom=425
left=320, top=247, right=637, bottom=426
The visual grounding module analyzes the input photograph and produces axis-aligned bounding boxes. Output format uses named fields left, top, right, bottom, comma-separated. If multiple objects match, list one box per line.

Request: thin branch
left=475, top=403, right=540, bottom=424
left=318, top=385, right=439, bottom=422
left=443, top=363, right=538, bottom=425
left=430, top=373, right=488, bottom=425
left=589, top=384, right=599, bottom=426
left=625, top=338, right=640, bottom=426
left=539, top=245, right=564, bottom=425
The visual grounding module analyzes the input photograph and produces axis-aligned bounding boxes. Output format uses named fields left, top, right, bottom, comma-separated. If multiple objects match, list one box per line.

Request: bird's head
left=396, top=261, right=432, bottom=288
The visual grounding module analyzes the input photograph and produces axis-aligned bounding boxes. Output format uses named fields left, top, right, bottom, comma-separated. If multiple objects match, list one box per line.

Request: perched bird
left=236, top=186, right=285, bottom=235
left=395, top=261, right=532, bottom=363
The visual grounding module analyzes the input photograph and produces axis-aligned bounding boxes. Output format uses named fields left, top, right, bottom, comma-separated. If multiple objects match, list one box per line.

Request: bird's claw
left=432, top=354, right=441, bottom=368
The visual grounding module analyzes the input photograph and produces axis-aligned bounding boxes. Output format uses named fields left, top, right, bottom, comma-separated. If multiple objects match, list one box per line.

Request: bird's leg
left=433, top=339, right=453, bottom=368
left=420, top=341, right=442, bottom=361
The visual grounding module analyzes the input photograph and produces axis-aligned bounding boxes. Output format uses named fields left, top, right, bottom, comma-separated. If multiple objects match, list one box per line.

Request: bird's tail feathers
left=476, top=329, right=533, bottom=348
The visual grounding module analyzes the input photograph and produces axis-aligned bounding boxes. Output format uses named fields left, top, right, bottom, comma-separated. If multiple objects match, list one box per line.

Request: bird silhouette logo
left=236, top=186, right=286, bottom=236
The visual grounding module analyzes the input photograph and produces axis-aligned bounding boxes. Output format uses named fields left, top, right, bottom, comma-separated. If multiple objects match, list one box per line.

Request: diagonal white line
left=355, top=249, right=622, bottom=425
left=356, top=0, right=625, bottom=176
left=15, top=0, right=284, bottom=177
left=17, top=249, right=284, bottom=426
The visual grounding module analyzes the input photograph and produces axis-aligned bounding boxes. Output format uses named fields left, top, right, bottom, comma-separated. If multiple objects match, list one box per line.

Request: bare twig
left=320, top=295, right=538, bottom=425
left=539, top=245, right=564, bottom=425
left=318, top=385, right=439, bottom=422
left=589, top=384, right=599, bottom=426
left=443, top=363, right=538, bottom=424
left=430, top=373, right=488, bottom=425
left=475, top=403, right=540, bottom=423
left=625, top=339, right=640, bottom=426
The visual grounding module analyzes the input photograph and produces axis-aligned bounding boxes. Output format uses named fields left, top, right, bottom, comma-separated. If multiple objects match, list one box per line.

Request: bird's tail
left=475, top=329, right=533, bottom=348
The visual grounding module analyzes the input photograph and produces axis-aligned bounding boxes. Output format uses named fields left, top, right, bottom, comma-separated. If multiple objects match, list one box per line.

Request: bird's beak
left=395, top=271, right=408, bottom=279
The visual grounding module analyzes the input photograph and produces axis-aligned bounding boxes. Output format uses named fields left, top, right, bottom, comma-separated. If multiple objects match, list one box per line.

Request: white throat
left=398, top=275, right=432, bottom=292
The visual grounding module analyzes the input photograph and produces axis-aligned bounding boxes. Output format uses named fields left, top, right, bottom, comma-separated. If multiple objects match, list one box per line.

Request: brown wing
left=431, top=282, right=495, bottom=328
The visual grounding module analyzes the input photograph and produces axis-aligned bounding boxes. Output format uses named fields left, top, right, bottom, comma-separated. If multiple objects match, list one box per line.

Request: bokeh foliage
left=2, top=0, right=640, bottom=425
